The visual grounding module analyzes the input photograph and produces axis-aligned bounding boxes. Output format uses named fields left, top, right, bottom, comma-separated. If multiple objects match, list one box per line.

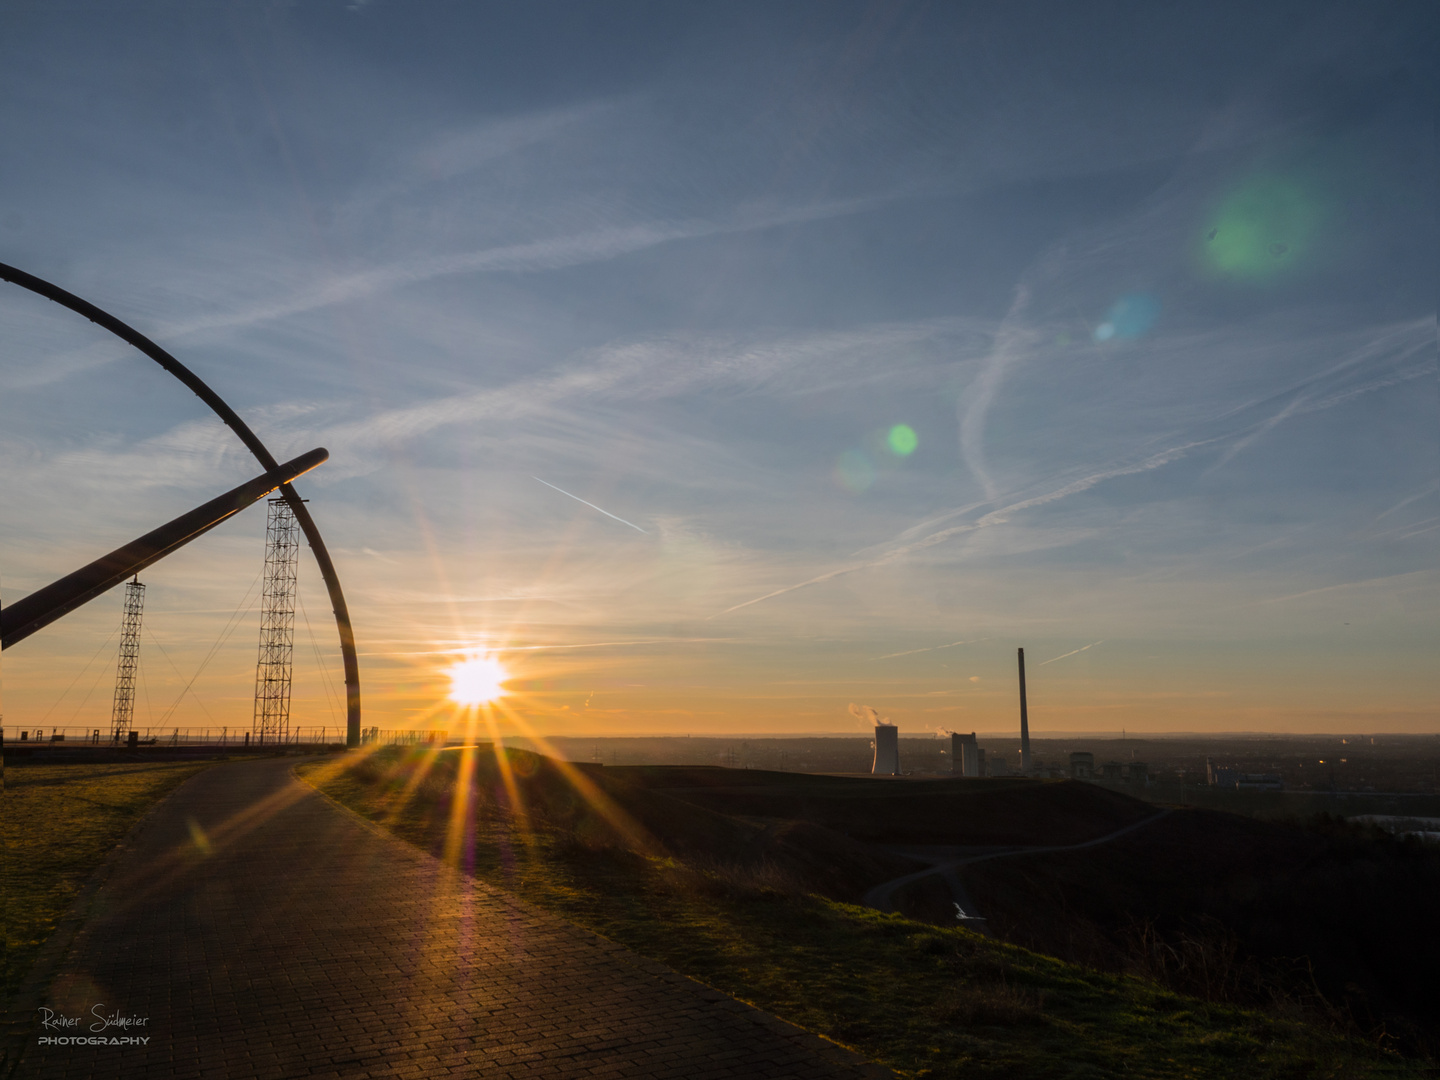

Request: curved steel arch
left=0, top=261, right=361, bottom=748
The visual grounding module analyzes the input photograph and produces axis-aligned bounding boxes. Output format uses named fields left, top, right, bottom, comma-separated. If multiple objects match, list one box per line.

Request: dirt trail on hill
left=863, top=809, right=1171, bottom=922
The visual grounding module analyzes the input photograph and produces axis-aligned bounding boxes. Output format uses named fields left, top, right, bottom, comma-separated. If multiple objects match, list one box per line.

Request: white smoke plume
left=849, top=703, right=894, bottom=727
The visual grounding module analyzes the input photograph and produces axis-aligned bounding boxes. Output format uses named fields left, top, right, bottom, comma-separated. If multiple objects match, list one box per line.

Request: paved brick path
left=15, top=758, right=890, bottom=1079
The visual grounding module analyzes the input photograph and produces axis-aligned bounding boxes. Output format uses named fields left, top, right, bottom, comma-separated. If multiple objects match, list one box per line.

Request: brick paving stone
left=15, top=758, right=893, bottom=1079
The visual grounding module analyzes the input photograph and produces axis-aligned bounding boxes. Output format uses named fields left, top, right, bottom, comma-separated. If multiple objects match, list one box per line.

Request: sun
left=447, top=654, right=509, bottom=706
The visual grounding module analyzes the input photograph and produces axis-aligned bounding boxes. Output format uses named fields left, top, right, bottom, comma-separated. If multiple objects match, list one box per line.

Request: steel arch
left=0, top=261, right=361, bottom=747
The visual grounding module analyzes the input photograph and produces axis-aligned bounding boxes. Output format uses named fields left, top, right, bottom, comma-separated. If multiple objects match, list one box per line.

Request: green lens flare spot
left=1203, top=174, right=1324, bottom=280
left=887, top=424, right=918, bottom=457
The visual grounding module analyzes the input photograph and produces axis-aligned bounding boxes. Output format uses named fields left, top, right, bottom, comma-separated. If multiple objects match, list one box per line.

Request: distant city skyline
left=1, top=2, right=1434, bottom=736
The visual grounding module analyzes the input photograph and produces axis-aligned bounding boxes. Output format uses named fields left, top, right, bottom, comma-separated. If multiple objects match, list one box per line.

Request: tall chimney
left=1018, top=647, right=1032, bottom=775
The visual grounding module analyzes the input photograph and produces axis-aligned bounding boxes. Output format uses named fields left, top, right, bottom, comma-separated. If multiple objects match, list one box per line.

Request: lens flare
left=1203, top=174, right=1324, bottom=280
left=447, top=654, right=509, bottom=706
left=1093, top=293, right=1160, bottom=343
left=835, top=449, right=875, bottom=492
left=887, top=424, right=918, bottom=456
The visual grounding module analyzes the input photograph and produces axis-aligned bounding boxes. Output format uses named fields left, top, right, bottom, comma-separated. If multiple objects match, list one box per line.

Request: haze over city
left=1, top=2, right=1434, bottom=737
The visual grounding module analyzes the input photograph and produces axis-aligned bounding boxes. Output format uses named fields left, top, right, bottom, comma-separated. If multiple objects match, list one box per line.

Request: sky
left=0, top=1, right=1435, bottom=740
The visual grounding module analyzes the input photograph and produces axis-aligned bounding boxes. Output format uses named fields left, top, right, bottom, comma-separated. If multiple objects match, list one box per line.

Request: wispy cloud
left=393, top=100, right=624, bottom=191
left=10, top=195, right=902, bottom=390
left=1373, top=482, right=1439, bottom=522
left=710, top=308, right=1433, bottom=621
left=714, top=438, right=1210, bottom=617
left=1206, top=317, right=1435, bottom=474
left=377, top=638, right=734, bottom=655
left=1257, top=570, right=1435, bottom=605
left=314, top=316, right=983, bottom=452
left=958, top=287, right=1034, bottom=501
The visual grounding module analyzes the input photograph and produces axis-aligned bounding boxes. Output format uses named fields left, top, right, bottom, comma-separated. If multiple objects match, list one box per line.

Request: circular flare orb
left=447, top=654, right=509, bottom=706
left=1204, top=175, right=1323, bottom=280
left=835, top=449, right=875, bottom=492
left=887, top=424, right=918, bottom=457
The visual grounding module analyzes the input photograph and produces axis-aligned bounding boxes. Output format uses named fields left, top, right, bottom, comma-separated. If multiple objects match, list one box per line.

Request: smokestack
left=872, top=724, right=900, bottom=776
left=1018, top=647, right=1032, bottom=775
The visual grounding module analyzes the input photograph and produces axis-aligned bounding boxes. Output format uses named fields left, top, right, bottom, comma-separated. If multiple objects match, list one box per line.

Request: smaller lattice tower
left=253, top=497, right=301, bottom=744
left=110, top=577, right=145, bottom=743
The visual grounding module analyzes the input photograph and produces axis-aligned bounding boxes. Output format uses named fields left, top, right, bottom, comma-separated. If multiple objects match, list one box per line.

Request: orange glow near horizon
left=446, top=653, right=509, bottom=706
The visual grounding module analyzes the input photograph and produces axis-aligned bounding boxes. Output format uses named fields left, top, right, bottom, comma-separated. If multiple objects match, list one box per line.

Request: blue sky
left=1, top=1, right=1435, bottom=737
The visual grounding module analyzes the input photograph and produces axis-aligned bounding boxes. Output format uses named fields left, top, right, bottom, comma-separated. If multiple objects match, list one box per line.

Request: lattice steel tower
left=110, top=577, right=145, bottom=743
left=253, top=497, right=301, bottom=744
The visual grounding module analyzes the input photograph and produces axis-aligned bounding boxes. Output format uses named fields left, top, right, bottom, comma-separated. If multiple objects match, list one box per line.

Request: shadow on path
left=13, top=757, right=890, bottom=1079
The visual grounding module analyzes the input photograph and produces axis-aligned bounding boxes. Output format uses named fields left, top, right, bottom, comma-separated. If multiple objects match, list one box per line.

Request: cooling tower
left=872, top=724, right=900, bottom=775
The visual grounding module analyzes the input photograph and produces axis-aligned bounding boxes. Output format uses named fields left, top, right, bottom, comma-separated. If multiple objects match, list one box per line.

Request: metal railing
left=357, top=728, right=449, bottom=747
left=2, top=725, right=363, bottom=747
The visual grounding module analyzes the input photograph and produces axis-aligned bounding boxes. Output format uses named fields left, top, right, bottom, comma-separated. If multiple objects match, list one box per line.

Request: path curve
left=863, top=809, right=1171, bottom=917
left=13, top=758, right=891, bottom=1079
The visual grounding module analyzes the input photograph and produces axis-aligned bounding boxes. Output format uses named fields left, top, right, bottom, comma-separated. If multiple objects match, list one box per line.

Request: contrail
left=532, top=476, right=647, bottom=533
left=1039, top=640, right=1103, bottom=666
left=1257, top=569, right=1430, bottom=605
left=869, top=638, right=988, bottom=661
left=959, top=286, right=1033, bottom=502
left=713, top=438, right=1209, bottom=618
left=504, top=638, right=732, bottom=650
left=714, top=562, right=866, bottom=616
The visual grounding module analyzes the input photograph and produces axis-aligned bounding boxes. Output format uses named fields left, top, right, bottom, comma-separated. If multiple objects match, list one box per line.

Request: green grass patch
left=2, top=760, right=211, bottom=1003
left=300, top=748, right=1425, bottom=1080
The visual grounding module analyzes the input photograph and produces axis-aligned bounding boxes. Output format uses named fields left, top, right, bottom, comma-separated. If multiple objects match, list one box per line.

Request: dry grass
left=300, top=746, right=1431, bottom=1080
left=931, top=979, right=1050, bottom=1028
left=1, top=759, right=211, bottom=1003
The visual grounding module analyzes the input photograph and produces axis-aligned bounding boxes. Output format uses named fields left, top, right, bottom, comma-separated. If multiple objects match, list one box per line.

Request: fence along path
left=4, top=726, right=444, bottom=747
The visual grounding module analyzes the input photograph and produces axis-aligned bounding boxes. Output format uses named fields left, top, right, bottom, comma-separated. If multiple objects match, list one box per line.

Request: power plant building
left=951, top=731, right=981, bottom=777
left=872, top=724, right=900, bottom=775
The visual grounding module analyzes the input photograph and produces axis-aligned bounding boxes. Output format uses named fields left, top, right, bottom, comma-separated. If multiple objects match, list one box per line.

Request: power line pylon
left=110, top=577, right=145, bottom=744
left=253, top=497, right=300, bottom=745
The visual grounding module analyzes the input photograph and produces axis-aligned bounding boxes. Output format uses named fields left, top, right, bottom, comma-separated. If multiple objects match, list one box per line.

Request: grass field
left=957, top=806, right=1440, bottom=1056
left=300, top=746, right=1426, bottom=1080
left=1, top=759, right=212, bottom=1004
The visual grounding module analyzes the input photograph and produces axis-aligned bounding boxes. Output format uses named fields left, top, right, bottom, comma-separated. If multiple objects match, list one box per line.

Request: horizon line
left=501, top=730, right=1440, bottom=741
